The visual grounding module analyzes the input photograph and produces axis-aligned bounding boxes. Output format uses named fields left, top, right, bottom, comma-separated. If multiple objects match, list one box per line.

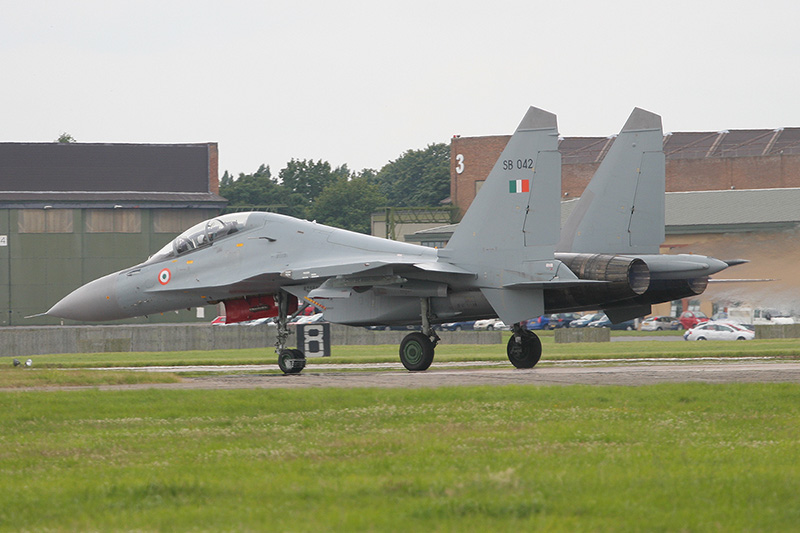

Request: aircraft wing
left=279, top=259, right=476, bottom=281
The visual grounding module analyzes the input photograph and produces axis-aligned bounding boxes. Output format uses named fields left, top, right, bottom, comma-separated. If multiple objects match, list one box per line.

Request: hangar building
left=0, top=142, right=226, bottom=325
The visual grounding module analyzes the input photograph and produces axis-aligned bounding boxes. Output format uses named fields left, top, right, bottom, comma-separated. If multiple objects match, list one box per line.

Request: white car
left=473, top=318, right=507, bottom=330
left=684, top=321, right=754, bottom=341
left=640, top=316, right=682, bottom=331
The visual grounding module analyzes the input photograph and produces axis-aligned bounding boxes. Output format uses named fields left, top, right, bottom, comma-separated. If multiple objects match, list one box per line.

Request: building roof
left=0, top=142, right=216, bottom=193
left=556, top=128, right=800, bottom=165
left=0, top=191, right=227, bottom=209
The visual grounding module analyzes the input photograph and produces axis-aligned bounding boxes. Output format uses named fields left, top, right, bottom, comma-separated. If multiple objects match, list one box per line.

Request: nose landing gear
left=275, top=293, right=307, bottom=374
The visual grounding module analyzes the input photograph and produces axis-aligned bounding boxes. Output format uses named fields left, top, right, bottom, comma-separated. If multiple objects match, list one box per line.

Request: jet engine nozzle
left=555, top=253, right=650, bottom=295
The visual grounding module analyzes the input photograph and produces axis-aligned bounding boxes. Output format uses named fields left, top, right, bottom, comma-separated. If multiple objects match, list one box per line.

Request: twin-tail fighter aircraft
left=45, top=106, right=744, bottom=373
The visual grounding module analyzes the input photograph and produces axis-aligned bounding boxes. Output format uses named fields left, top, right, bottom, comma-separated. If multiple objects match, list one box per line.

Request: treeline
left=219, top=143, right=450, bottom=234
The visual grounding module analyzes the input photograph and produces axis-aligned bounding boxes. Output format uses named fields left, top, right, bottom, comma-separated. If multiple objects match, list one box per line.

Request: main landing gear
left=399, top=298, right=440, bottom=371
left=398, top=300, right=543, bottom=371
left=275, top=293, right=306, bottom=374
left=507, top=322, right=542, bottom=369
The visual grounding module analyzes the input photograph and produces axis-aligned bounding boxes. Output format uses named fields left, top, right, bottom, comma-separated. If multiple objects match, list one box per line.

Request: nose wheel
left=278, top=348, right=307, bottom=374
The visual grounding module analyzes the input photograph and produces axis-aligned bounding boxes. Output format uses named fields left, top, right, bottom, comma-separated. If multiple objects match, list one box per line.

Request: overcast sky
left=2, top=0, right=799, bottom=178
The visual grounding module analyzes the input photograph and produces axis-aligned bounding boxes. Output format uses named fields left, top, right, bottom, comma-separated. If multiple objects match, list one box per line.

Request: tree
left=220, top=170, right=234, bottom=188
left=310, top=175, right=387, bottom=234
left=278, top=159, right=349, bottom=206
left=56, top=132, right=76, bottom=143
left=374, top=143, right=450, bottom=207
left=219, top=164, right=305, bottom=217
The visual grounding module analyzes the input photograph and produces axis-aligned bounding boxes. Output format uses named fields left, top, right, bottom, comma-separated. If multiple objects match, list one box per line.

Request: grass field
left=2, top=383, right=799, bottom=531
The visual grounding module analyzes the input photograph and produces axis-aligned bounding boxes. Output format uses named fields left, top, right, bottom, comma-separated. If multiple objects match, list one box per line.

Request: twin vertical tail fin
left=557, top=107, right=665, bottom=254
left=444, top=107, right=561, bottom=264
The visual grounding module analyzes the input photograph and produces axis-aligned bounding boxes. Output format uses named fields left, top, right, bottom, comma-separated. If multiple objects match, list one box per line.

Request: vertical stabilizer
left=445, top=107, right=560, bottom=263
left=557, top=108, right=665, bottom=254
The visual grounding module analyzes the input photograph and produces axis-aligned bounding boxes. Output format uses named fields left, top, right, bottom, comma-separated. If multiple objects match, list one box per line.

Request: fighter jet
left=45, top=106, right=741, bottom=374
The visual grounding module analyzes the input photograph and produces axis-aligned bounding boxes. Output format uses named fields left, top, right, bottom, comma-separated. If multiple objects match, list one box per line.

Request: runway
left=89, top=359, right=800, bottom=390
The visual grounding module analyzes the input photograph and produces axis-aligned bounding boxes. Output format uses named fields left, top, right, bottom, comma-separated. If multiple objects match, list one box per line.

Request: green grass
left=0, top=369, right=181, bottom=389
left=1, top=384, right=799, bottom=531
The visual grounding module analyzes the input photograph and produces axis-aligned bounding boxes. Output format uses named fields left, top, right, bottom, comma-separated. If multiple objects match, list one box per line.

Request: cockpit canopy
left=146, top=212, right=258, bottom=265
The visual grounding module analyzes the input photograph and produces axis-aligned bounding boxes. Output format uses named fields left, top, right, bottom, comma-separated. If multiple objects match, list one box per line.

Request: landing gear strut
left=275, top=292, right=306, bottom=374
left=507, top=322, right=542, bottom=369
left=399, top=298, right=440, bottom=371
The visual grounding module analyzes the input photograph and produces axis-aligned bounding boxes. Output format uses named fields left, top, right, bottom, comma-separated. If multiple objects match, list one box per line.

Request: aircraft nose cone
left=47, top=272, right=125, bottom=321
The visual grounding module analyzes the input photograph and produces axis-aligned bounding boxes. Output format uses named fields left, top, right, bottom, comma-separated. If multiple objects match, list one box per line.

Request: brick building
left=451, top=128, right=800, bottom=215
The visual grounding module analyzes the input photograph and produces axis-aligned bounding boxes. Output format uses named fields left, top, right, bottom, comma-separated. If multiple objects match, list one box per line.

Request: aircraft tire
left=278, top=348, right=306, bottom=374
left=507, top=331, right=542, bottom=369
left=399, top=332, right=435, bottom=371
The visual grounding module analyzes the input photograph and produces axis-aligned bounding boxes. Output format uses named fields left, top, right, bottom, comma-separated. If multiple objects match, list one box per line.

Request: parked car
left=683, top=321, right=755, bottom=341
left=754, top=309, right=797, bottom=325
left=569, top=313, right=605, bottom=328
left=640, top=316, right=682, bottom=331
left=526, top=316, right=551, bottom=330
left=679, top=311, right=708, bottom=330
left=437, top=321, right=475, bottom=331
left=474, top=318, right=507, bottom=330
left=588, top=314, right=637, bottom=330
left=548, top=313, right=581, bottom=328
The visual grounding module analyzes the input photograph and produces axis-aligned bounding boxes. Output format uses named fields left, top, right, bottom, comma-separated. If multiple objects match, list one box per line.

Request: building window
left=18, top=209, right=73, bottom=233
left=85, top=209, right=142, bottom=233
left=153, top=209, right=208, bottom=233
